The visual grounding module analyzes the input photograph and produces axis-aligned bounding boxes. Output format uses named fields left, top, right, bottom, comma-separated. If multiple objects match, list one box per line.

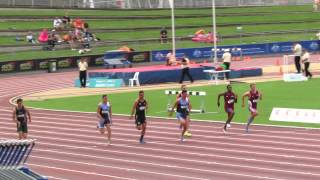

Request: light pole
left=212, top=0, right=217, bottom=63
left=169, top=0, right=176, bottom=56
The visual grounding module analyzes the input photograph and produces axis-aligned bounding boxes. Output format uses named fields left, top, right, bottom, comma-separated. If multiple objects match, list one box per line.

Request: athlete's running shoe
left=184, top=131, right=192, bottom=137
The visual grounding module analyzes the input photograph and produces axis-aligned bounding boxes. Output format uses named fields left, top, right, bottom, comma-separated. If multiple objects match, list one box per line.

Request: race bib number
left=181, top=105, right=188, bottom=109
left=227, top=99, right=234, bottom=104
left=102, top=110, right=109, bottom=114
left=17, top=114, right=25, bottom=118
left=139, top=106, right=146, bottom=110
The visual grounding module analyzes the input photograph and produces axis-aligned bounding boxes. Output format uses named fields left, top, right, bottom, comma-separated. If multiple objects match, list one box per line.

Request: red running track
left=0, top=66, right=320, bottom=180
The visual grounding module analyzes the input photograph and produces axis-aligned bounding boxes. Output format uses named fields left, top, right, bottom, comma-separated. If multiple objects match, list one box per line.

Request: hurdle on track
left=282, top=55, right=308, bottom=82
left=165, top=90, right=206, bottom=113
left=0, top=139, right=47, bottom=180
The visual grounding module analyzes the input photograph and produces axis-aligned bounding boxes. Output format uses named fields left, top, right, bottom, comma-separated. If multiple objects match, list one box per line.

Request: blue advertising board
left=151, top=40, right=320, bottom=62
left=74, top=78, right=124, bottom=88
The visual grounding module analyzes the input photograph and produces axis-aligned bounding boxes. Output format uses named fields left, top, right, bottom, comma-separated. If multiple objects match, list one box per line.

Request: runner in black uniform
left=97, top=95, right=112, bottom=145
left=12, top=98, right=31, bottom=139
left=130, top=91, right=148, bottom=144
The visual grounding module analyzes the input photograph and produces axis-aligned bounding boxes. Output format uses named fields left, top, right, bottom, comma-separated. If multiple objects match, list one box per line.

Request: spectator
left=78, top=58, right=88, bottom=88
left=38, top=29, right=49, bottom=43
left=26, top=31, right=36, bottom=44
left=293, top=42, right=302, bottom=73
left=73, top=17, right=84, bottom=29
left=62, top=12, right=71, bottom=27
left=316, top=31, right=320, bottom=40
left=166, top=51, right=176, bottom=66
left=46, top=32, right=57, bottom=51
left=179, top=57, right=194, bottom=84
left=64, top=31, right=77, bottom=50
left=53, top=17, right=63, bottom=30
left=314, top=0, right=320, bottom=11
left=302, top=50, right=313, bottom=78
left=222, top=49, right=232, bottom=79
left=160, top=27, right=168, bottom=44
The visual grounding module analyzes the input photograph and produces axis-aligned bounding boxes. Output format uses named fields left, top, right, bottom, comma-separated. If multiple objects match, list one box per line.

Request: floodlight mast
left=169, top=0, right=176, bottom=56
left=212, top=0, right=218, bottom=64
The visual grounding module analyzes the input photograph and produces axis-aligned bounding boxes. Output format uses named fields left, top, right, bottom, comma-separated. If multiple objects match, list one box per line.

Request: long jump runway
left=1, top=72, right=320, bottom=180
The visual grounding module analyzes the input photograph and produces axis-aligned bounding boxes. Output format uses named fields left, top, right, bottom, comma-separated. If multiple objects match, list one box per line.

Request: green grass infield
left=25, top=78, right=320, bottom=128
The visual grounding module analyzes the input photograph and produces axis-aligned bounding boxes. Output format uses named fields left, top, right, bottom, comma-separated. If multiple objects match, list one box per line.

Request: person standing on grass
left=176, top=85, right=192, bottom=137
left=217, top=85, right=237, bottom=133
left=242, top=83, right=262, bottom=133
left=169, top=90, right=192, bottom=142
left=78, top=58, right=88, bottom=88
left=293, top=42, right=302, bottom=74
left=302, top=50, right=313, bottom=78
left=97, top=95, right=112, bottom=145
left=130, top=90, right=148, bottom=144
left=12, top=98, right=31, bottom=140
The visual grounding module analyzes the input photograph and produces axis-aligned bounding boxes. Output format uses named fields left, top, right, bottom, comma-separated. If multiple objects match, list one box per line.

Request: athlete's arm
left=12, top=108, right=17, bottom=123
left=109, top=105, right=112, bottom=118
left=130, top=100, right=138, bottom=119
left=169, top=100, right=178, bottom=117
left=188, top=100, right=192, bottom=112
left=145, top=100, right=149, bottom=113
left=242, top=92, right=249, bottom=107
left=235, top=94, right=238, bottom=103
left=217, top=93, right=224, bottom=107
left=97, top=106, right=103, bottom=119
left=176, top=94, right=180, bottom=100
left=25, top=108, right=31, bottom=123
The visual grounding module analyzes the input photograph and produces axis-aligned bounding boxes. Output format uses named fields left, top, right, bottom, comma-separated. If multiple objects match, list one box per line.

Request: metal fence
left=0, top=0, right=314, bottom=8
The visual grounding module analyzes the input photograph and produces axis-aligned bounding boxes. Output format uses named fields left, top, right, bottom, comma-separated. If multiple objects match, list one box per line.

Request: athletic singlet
left=135, top=99, right=147, bottom=118
left=16, top=106, right=26, bottom=122
left=224, top=91, right=236, bottom=109
left=248, top=90, right=259, bottom=109
left=99, top=102, right=110, bottom=120
left=177, top=98, right=190, bottom=115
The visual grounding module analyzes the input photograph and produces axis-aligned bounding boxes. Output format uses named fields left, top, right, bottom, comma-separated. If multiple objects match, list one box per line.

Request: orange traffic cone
left=244, top=56, right=252, bottom=61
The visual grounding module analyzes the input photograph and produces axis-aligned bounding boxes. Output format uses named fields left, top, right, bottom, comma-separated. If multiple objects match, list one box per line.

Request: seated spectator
left=118, top=45, right=133, bottom=52
left=63, top=31, right=77, bottom=50
left=73, top=18, right=84, bottom=29
left=26, top=31, right=36, bottom=44
left=314, top=0, right=320, bottom=11
left=51, top=29, right=63, bottom=43
left=62, top=12, right=71, bottom=27
left=84, top=29, right=100, bottom=42
left=160, top=27, right=168, bottom=44
left=74, top=28, right=83, bottom=39
left=166, top=51, right=177, bottom=66
left=316, top=31, right=320, bottom=40
left=46, top=33, right=57, bottom=51
left=38, top=29, right=49, bottom=43
left=53, top=17, right=63, bottom=30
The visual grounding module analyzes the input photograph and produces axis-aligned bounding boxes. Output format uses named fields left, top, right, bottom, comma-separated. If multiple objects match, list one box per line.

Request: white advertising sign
left=270, top=108, right=320, bottom=124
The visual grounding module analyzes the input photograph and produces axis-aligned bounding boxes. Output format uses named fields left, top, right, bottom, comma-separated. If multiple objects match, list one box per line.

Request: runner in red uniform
left=217, top=85, right=237, bottom=133
left=242, top=83, right=262, bottom=133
